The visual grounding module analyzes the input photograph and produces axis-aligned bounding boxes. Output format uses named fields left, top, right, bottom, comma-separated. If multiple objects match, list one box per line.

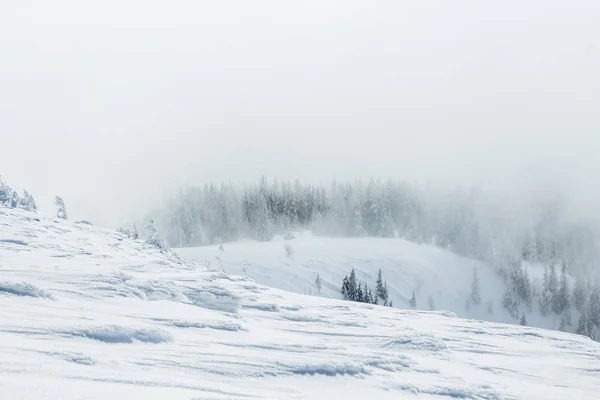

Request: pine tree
left=471, top=268, right=481, bottom=306
left=559, top=316, right=566, bottom=332
left=520, top=313, right=527, bottom=326
left=573, top=275, right=587, bottom=312
left=348, top=269, right=357, bottom=301
left=548, top=264, right=558, bottom=294
left=552, top=261, right=570, bottom=314
left=341, top=276, right=349, bottom=300
left=502, top=285, right=519, bottom=319
left=389, top=300, right=393, bottom=307
left=428, top=295, right=436, bottom=310
left=315, top=273, right=322, bottom=294
left=409, top=291, right=417, bottom=309
left=356, top=283, right=364, bottom=303
left=376, top=269, right=388, bottom=303
left=589, top=284, right=600, bottom=327
left=577, top=305, right=592, bottom=338
left=144, top=218, right=169, bottom=251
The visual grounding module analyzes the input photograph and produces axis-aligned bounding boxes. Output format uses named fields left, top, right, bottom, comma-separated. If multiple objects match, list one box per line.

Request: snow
left=1, top=207, right=600, bottom=399
left=176, top=233, right=555, bottom=328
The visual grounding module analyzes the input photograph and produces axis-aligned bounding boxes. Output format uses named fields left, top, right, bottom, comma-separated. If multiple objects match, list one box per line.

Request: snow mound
left=69, top=326, right=173, bottom=344
left=0, top=281, right=53, bottom=299
left=283, top=361, right=367, bottom=376
left=383, top=333, right=448, bottom=352
left=172, top=320, right=248, bottom=332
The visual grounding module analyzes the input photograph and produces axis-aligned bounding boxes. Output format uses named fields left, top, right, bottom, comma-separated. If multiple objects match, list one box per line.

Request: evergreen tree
left=559, top=316, right=567, bottom=332
left=502, top=285, right=519, bottom=319
left=552, top=262, right=570, bottom=315
left=409, top=291, right=417, bottom=309
left=589, top=284, right=600, bottom=327
left=348, top=269, right=358, bottom=301
left=315, top=273, right=322, bottom=294
left=520, top=313, right=527, bottom=326
left=376, top=268, right=389, bottom=304
left=144, top=218, right=169, bottom=251
left=573, top=275, right=587, bottom=312
left=577, top=305, right=593, bottom=338
left=341, top=276, right=349, bottom=300
left=356, top=283, right=364, bottom=303
left=548, top=264, right=558, bottom=294
left=428, top=295, right=436, bottom=310
left=471, top=268, right=481, bottom=306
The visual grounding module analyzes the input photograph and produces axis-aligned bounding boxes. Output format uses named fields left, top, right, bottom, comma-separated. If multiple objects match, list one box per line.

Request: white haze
left=0, top=0, right=599, bottom=227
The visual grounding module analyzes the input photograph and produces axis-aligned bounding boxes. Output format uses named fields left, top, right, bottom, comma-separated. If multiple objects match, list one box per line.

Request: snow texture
left=1, top=207, right=599, bottom=399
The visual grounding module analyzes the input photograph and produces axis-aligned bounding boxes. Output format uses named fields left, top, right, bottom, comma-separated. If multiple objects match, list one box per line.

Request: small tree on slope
left=144, top=218, right=170, bottom=251
left=552, top=262, right=570, bottom=315
left=315, top=273, right=322, bottom=294
left=55, top=196, right=68, bottom=220
left=376, top=268, right=389, bottom=305
left=471, top=268, right=481, bottom=306
left=520, top=313, right=527, bottom=326
left=409, top=291, right=417, bottom=309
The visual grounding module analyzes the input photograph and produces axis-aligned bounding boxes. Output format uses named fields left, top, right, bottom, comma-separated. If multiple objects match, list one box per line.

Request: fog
left=1, top=0, right=599, bottom=228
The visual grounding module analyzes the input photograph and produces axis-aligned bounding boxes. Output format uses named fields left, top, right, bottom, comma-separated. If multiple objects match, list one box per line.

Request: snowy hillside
left=2, top=207, right=600, bottom=399
left=176, top=234, right=566, bottom=332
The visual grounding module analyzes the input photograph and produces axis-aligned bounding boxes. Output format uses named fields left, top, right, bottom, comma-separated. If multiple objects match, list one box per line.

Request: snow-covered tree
left=552, top=262, right=570, bottom=315
left=409, top=291, right=417, bottom=309
left=18, top=190, right=37, bottom=211
left=573, top=275, right=588, bottom=312
left=502, top=285, right=519, bottom=319
left=376, top=268, right=389, bottom=304
left=55, top=196, right=67, bottom=220
left=471, top=268, right=481, bottom=306
left=144, top=218, right=169, bottom=251
left=315, top=273, right=322, bottom=294
left=577, top=305, right=594, bottom=338
left=520, top=313, right=527, bottom=326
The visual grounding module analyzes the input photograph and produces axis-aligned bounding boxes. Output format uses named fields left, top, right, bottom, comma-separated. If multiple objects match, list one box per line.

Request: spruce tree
left=376, top=268, right=388, bottom=303
left=577, top=305, right=592, bottom=338
left=573, top=275, right=587, bottom=312
left=409, top=291, right=417, bottom=309
left=548, top=264, right=558, bottom=294
left=471, top=268, right=481, bottom=306
left=356, top=283, right=364, bottom=303
left=315, top=273, right=322, bottom=294
left=502, top=285, right=519, bottom=319
left=552, top=262, right=570, bottom=315
left=348, top=269, right=357, bottom=301
left=341, top=276, right=349, bottom=300
left=519, top=313, right=527, bottom=326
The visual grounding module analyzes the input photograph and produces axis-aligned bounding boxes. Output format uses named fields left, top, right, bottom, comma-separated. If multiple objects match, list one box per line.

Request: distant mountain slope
left=1, top=207, right=599, bottom=399
left=176, top=232, right=573, bottom=332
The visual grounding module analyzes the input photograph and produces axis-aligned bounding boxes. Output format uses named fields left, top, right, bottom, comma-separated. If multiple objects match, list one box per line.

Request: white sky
left=1, top=1, right=599, bottom=227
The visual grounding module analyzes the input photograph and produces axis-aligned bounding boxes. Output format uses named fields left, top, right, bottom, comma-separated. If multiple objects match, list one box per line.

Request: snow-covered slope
left=2, top=208, right=600, bottom=399
left=176, top=234, right=558, bottom=329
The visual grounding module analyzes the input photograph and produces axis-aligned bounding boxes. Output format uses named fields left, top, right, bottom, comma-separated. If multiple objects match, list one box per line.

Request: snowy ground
left=2, top=208, right=600, bottom=399
left=176, top=234, right=558, bottom=330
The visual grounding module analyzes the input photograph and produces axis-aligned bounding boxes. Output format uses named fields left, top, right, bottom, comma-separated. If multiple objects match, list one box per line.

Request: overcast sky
left=1, top=1, right=599, bottom=227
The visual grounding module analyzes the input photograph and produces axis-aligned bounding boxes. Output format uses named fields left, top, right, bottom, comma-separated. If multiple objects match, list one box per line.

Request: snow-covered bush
left=144, top=219, right=169, bottom=251
left=0, top=177, right=37, bottom=211
left=55, top=196, right=68, bottom=219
